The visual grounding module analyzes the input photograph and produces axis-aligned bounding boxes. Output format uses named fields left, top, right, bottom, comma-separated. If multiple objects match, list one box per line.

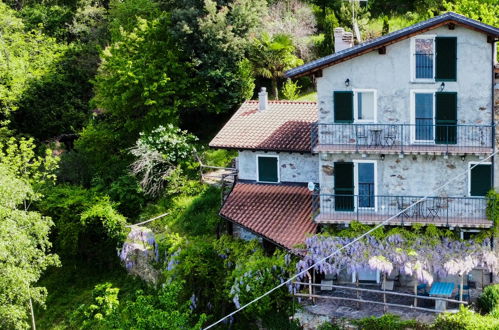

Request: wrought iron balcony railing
left=312, top=194, right=491, bottom=228
left=311, top=123, right=494, bottom=154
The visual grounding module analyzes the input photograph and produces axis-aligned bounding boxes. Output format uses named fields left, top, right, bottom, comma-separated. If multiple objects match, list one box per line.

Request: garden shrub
left=352, top=314, right=420, bottom=330
left=434, top=306, right=499, bottom=330
left=478, top=284, right=499, bottom=314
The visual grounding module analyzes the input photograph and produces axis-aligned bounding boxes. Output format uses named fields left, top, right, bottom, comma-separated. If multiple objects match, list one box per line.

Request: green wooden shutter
left=334, top=91, right=354, bottom=123
left=435, top=92, right=457, bottom=144
left=334, top=162, right=354, bottom=211
left=470, top=164, right=492, bottom=196
left=436, top=37, right=457, bottom=81
left=258, top=157, right=278, bottom=182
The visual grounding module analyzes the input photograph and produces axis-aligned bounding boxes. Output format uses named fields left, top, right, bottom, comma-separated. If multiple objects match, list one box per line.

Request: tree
left=168, top=0, right=266, bottom=114
left=444, top=0, right=499, bottom=28
left=263, top=0, right=317, bottom=60
left=0, top=2, right=66, bottom=138
left=249, top=33, right=303, bottom=100
left=0, top=138, right=59, bottom=329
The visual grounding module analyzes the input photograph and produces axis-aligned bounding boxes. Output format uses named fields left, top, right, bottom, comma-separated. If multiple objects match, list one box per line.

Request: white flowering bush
left=130, top=124, right=198, bottom=197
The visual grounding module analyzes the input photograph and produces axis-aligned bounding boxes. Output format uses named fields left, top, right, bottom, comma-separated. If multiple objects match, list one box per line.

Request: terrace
left=312, top=123, right=494, bottom=155
left=313, top=194, right=492, bottom=228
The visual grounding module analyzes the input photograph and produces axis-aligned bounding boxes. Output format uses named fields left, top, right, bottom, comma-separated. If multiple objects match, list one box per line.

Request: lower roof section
left=220, top=182, right=317, bottom=250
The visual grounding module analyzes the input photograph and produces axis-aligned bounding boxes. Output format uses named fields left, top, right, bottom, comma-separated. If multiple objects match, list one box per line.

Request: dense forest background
left=0, top=0, right=498, bottom=329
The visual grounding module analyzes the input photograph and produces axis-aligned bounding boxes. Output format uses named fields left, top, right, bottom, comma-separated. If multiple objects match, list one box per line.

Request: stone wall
left=319, top=153, right=480, bottom=197
left=316, top=26, right=493, bottom=126
left=238, top=150, right=319, bottom=183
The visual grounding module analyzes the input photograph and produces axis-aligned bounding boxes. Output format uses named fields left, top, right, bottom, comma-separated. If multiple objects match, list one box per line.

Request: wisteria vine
left=297, top=234, right=499, bottom=285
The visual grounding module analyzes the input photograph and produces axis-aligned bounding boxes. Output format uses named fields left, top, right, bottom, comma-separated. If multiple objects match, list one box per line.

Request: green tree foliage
left=169, top=0, right=266, bottom=114
left=214, top=236, right=294, bottom=320
left=249, top=33, right=303, bottom=100
left=70, top=282, right=120, bottom=329
left=444, top=0, right=499, bottom=27
left=107, top=281, right=206, bottom=329
left=282, top=79, right=301, bottom=100
left=0, top=138, right=59, bottom=329
left=37, top=184, right=127, bottom=263
left=92, top=15, right=186, bottom=144
left=0, top=2, right=66, bottom=134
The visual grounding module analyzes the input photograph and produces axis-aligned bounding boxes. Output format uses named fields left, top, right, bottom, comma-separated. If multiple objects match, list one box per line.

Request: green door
left=334, top=91, right=354, bottom=123
left=470, top=164, right=492, bottom=196
left=334, top=162, right=354, bottom=211
left=258, top=156, right=278, bottom=182
left=435, top=92, right=457, bottom=144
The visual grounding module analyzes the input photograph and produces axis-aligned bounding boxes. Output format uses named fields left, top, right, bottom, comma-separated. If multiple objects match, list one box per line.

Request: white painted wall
left=238, top=150, right=319, bottom=183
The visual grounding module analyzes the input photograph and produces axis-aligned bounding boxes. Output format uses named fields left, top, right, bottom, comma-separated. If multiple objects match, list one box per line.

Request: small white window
left=411, top=36, right=435, bottom=81
left=353, top=90, right=376, bottom=122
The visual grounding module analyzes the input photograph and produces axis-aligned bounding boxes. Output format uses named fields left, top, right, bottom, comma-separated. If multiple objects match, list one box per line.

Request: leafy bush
left=352, top=314, right=419, bottom=330
left=478, top=284, right=499, bottom=313
left=317, top=321, right=342, bottom=330
left=434, top=306, right=499, bottom=330
left=70, top=283, right=120, bottom=329
left=130, top=124, right=198, bottom=197
left=282, top=79, right=301, bottom=100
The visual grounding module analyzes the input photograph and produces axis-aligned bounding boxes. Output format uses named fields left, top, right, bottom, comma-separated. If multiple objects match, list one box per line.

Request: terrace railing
left=312, top=194, right=490, bottom=227
left=311, top=123, right=494, bottom=153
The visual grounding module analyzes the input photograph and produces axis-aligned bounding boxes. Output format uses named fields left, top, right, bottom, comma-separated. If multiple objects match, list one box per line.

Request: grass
left=295, top=91, right=317, bottom=101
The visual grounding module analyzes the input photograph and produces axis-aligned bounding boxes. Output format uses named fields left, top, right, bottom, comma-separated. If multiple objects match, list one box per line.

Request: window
left=334, top=90, right=376, bottom=123
left=356, top=162, right=376, bottom=208
left=469, top=163, right=492, bottom=197
left=355, top=90, right=376, bottom=122
left=414, top=93, right=434, bottom=141
left=412, top=36, right=457, bottom=81
left=414, top=38, right=434, bottom=79
left=411, top=91, right=457, bottom=144
left=257, top=155, right=279, bottom=183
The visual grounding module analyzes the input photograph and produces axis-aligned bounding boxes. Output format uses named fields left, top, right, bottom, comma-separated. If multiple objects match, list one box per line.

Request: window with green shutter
left=435, top=37, right=457, bottom=81
left=334, top=162, right=354, bottom=211
left=435, top=92, right=457, bottom=144
left=257, top=156, right=278, bottom=183
left=470, top=164, right=492, bottom=196
left=334, top=91, right=354, bottom=123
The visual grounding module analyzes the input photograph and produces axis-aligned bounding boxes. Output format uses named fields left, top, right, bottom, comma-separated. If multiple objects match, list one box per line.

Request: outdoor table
left=429, top=282, right=454, bottom=311
left=369, top=129, right=383, bottom=146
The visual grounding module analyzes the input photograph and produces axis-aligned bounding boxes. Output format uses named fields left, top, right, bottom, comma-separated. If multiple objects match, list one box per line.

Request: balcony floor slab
left=315, top=213, right=492, bottom=228
left=313, top=144, right=493, bottom=156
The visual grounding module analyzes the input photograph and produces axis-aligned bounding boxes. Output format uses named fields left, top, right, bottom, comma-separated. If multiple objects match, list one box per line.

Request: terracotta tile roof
left=209, top=100, right=317, bottom=152
left=220, top=182, right=317, bottom=250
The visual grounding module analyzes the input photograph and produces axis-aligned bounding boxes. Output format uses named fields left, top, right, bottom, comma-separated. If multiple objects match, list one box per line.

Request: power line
left=203, top=150, right=498, bottom=329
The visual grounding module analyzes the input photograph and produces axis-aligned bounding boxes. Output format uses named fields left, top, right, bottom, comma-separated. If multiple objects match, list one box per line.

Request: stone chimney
left=334, top=27, right=354, bottom=53
left=258, top=87, right=268, bottom=111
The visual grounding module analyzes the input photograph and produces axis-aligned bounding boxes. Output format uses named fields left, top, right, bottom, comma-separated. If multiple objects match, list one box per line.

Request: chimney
left=334, top=27, right=354, bottom=53
left=258, top=87, right=268, bottom=111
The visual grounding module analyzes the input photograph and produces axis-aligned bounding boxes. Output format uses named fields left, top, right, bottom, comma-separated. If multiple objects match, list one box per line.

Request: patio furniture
left=427, top=198, right=442, bottom=220
left=396, top=197, right=411, bottom=220
left=384, top=125, right=398, bottom=146
left=417, top=283, right=429, bottom=296
left=369, top=128, right=383, bottom=147
left=382, top=280, right=395, bottom=291
left=410, top=200, right=425, bottom=219
left=429, top=282, right=455, bottom=311
left=356, top=126, right=368, bottom=145
left=455, top=284, right=470, bottom=302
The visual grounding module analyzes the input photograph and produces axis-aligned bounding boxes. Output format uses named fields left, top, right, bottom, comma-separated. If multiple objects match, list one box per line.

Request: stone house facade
left=210, top=13, right=499, bottom=253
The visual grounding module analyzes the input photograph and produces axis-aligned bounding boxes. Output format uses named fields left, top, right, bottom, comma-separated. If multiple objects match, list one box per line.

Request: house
left=210, top=12, right=499, bottom=253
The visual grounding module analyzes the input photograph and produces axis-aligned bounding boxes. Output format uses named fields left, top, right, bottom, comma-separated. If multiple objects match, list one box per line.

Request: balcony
left=313, top=194, right=491, bottom=228
left=312, top=123, right=494, bottom=155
